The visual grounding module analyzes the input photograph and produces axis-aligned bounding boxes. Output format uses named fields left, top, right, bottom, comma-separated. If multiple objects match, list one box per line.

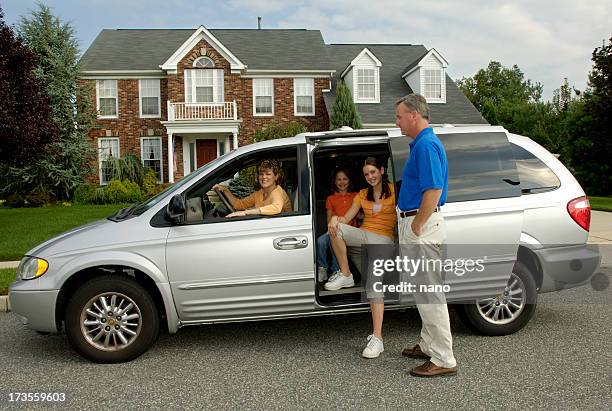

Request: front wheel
left=457, top=263, right=537, bottom=336
left=64, top=276, right=160, bottom=363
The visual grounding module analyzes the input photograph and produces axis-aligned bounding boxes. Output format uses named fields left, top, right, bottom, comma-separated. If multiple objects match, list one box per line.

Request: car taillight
left=567, top=196, right=591, bottom=231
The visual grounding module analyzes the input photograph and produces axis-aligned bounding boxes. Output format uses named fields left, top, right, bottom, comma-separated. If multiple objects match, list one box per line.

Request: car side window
left=390, top=132, right=521, bottom=203
left=442, top=132, right=521, bottom=203
left=183, top=145, right=304, bottom=224
left=511, top=143, right=561, bottom=194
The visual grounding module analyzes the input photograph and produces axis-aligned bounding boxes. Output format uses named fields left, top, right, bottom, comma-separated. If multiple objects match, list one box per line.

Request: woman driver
left=213, top=159, right=292, bottom=217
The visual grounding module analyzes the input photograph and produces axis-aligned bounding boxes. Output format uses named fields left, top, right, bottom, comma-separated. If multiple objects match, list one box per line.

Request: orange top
left=326, top=192, right=358, bottom=227
left=354, top=183, right=397, bottom=239
left=233, top=186, right=292, bottom=215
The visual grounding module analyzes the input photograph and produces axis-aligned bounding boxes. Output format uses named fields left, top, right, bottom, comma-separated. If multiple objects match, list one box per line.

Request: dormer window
left=340, top=48, right=381, bottom=104
left=193, top=56, right=215, bottom=68
left=402, top=48, right=448, bottom=104
left=357, top=68, right=376, bottom=100
left=423, top=69, right=443, bottom=100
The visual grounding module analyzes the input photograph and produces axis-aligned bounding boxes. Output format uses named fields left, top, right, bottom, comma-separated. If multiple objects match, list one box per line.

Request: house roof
left=324, top=44, right=487, bottom=125
left=79, top=29, right=486, bottom=125
left=80, top=28, right=333, bottom=71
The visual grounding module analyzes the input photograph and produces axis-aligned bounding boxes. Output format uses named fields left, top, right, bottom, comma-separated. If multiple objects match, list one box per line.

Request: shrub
left=73, top=184, right=96, bottom=204
left=141, top=168, right=159, bottom=197
left=104, top=180, right=130, bottom=204
left=4, top=194, right=25, bottom=208
left=24, top=191, right=51, bottom=207
left=106, top=155, right=145, bottom=186
left=253, top=121, right=307, bottom=142
left=123, top=180, right=144, bottom=203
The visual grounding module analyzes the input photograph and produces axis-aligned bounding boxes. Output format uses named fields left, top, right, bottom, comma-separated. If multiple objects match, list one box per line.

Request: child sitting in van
left=317, top=168, right=358, bottom=281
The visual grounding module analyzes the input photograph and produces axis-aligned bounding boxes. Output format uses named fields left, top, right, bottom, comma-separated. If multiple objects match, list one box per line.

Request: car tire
left=64, top=275, right=160, bottom=363
left=457, top=262, right=537, bottom=336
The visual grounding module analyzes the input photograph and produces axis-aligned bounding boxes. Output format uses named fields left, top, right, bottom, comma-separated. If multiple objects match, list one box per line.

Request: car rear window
left=511, top=143, right=561, bottom=194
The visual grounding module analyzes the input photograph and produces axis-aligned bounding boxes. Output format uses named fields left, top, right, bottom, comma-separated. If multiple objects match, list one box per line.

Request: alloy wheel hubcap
left=476, top=273, right=526, bottom=325
left=80, top=292, right=142, bottom=351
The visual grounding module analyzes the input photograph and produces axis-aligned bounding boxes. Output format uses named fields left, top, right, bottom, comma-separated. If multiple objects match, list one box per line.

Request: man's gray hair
left=395, top=94, right=430, bottom=120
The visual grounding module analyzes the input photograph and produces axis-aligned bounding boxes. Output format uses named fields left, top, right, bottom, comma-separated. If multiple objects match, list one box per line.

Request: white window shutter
left=185, top=70, right=193, bottom=103
left=214, top=69, right=224, bottom=102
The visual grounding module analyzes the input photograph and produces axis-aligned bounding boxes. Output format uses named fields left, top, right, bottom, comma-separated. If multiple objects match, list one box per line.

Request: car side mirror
left=165, top=194, right=186, bottom=223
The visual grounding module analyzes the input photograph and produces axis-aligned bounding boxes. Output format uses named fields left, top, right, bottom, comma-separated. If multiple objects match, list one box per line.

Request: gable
left=161, top=26, right=245, bottom=73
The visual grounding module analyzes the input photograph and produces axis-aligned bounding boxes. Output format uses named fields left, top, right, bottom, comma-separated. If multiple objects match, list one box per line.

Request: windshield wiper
left=109, top=203, right=140, bottom=221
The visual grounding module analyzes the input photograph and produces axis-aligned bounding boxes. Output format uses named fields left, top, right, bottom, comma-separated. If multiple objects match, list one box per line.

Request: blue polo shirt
left=397, top=127, right=448, bottom=211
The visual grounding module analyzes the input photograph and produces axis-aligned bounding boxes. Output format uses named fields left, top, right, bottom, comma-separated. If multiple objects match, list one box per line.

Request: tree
left=564, top=37, right=612, bottom=195
left=457, top=61, right=558, bottom=152
left=457, top=61, right=544, bottom=133
left=330, top=80, right=362, bottom=129
left=17, top=4, right=96, bottom=199
left=0, top=6, right=59, bottom=169
left=252, top=121, right=307, bottom=142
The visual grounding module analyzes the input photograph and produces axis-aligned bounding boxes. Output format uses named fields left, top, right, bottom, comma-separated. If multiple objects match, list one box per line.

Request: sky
left=2, top=0, right=611, bottom=100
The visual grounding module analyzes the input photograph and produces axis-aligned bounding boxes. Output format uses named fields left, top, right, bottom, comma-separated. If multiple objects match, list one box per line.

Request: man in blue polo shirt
left=395, top=94, right=457, bottom=377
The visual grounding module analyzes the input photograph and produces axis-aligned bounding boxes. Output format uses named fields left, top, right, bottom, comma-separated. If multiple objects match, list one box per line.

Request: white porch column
left=167, top=132, right=174, bottom=183
left=232, top=131, right=238, bottom=150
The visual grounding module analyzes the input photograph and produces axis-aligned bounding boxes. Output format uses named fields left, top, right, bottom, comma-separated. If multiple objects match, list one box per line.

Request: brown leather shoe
left=409, top=360, right=457, bottom=377
left=401, top=344, right=430, bottom=360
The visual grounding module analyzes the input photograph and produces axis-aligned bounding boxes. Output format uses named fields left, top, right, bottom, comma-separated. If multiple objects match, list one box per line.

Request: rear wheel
left=457, top=263, right=537, bottom=336
left=64, top=276, right=160, bottom=363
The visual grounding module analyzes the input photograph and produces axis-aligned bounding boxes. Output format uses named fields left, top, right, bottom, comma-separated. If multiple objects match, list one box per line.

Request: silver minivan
left=9, top=126, right=600, bottom=363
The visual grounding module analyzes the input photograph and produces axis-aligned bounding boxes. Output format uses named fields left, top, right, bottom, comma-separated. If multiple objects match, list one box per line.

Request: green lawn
left=0, top=268, right=16, bottom=295
left=0, top=204, right=129, bottom=261
left=589, top=196, right=612, bottom=212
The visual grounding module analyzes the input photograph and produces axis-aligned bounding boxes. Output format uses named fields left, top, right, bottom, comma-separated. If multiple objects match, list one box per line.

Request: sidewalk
left=0, top=261, right=19, bottom=269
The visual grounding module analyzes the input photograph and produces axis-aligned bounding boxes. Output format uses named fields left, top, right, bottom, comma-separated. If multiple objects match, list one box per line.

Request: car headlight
left=18, top=256, right=49, bottom=280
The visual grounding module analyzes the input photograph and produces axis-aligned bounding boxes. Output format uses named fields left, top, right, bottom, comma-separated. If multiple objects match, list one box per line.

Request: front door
left=196, top=139, right=217, bottom=168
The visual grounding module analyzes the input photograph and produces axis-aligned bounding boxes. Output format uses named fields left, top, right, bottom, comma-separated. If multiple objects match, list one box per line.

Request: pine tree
left=18, top=4, right=96, bottom=199
left=330, top=80, right=362, bottom=129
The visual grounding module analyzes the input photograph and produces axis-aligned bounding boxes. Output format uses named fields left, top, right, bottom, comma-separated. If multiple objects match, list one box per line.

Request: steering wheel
left=213, top=187, right=235, bottom=213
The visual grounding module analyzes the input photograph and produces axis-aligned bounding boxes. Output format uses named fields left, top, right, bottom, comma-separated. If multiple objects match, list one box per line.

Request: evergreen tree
left=565, top=37, right=612, bottom=195
left=330, top=80, right=362, bottom=129
left=18, top=3, right=96, bottom=199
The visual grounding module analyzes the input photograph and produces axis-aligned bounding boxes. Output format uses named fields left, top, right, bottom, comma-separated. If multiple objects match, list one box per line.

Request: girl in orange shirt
left=317, top=168, right=358, bottom=281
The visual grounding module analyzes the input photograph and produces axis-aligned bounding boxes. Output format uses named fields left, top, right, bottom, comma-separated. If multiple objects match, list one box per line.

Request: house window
left=139, top=79, right=161, bottom=117
left=253, top=78, right=273, bottom=115
left=356, top=68, right=376, bottom=100
left=96, top=80, right=118, bottom=118
left=141, top=137, right=163, bottom=183
left=193, top=57, right=215, bottom=68
left=185, top=69, right=224, bottom=103
left=423, top=69, right=443, bottom=100
left=294, top=78, right=315, bottom=116
left=98, top=137, right=119, bottom=185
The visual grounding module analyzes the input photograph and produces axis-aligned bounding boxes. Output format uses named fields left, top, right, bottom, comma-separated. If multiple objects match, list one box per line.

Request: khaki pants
left=397, top=211, right=457, bottom=368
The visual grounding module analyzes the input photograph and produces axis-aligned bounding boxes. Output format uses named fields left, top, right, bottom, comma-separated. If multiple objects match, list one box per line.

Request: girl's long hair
left=363, top=156, right=391, bottom=201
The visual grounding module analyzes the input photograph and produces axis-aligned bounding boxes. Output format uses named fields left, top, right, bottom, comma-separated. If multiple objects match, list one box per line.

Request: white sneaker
left=362, top=334, right=384, bottom=358
left=317, top=267, right=328, bottom=282
left=324, top=271, right=354, bottom=290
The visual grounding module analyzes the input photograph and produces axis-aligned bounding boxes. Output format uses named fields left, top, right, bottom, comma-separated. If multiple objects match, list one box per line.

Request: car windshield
left=112, top=154, right=230, bottom=220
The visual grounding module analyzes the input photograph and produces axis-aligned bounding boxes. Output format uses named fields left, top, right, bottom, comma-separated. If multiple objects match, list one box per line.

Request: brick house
left=79, top=26, right=486, bottom=184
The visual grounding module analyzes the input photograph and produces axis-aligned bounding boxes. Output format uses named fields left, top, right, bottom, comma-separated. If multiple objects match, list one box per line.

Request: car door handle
left=273, top=236, right=308, bottom=250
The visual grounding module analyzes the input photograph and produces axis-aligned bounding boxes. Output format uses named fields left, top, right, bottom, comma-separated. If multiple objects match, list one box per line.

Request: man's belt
left=398, top=206, right=440, bottom=218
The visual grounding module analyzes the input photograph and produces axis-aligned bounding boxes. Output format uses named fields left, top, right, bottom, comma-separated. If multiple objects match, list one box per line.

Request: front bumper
left=8, top=288, right=60, bottom=333
left=535, top=244, right=601, bottom=293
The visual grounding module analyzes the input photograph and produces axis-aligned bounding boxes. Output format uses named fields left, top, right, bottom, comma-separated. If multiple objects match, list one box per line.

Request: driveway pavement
left=0, top=279, right=609, bottom=409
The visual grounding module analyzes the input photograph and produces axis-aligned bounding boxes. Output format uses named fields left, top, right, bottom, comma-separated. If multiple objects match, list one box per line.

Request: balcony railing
left=167, top=101, right=237, bottom=121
